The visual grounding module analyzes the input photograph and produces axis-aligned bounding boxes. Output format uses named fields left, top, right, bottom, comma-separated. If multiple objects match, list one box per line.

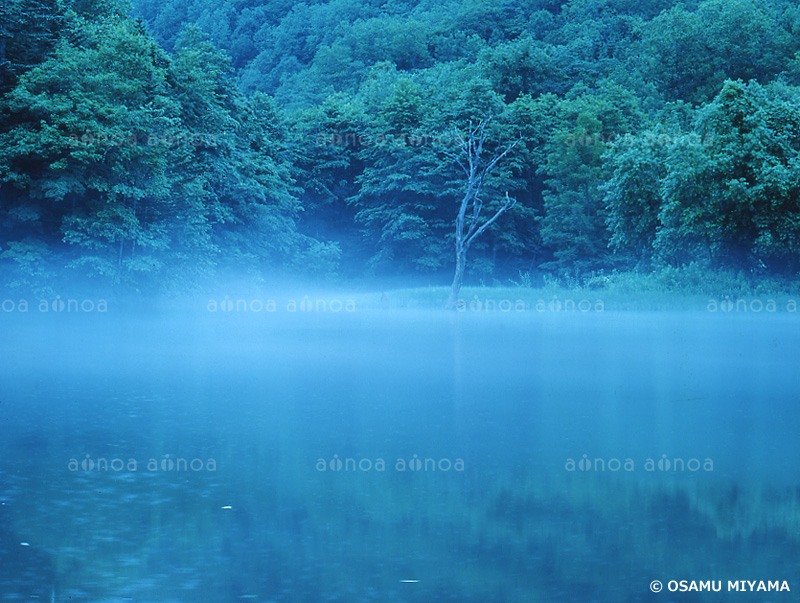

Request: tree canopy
left=2, top=0, right=799, bottom=292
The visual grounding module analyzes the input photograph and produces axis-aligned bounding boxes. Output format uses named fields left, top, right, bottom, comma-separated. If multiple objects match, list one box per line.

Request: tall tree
left=656, top=80, right=800, bottom=272
left=538, top=85, right=643, bottom=276
left=0, top=15, right=322, bottom=290
left=445, top=117, right=521, bottom=309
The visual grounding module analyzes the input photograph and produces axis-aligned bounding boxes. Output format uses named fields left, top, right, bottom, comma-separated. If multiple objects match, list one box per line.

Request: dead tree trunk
left=444, top=118, right=520, bottom=310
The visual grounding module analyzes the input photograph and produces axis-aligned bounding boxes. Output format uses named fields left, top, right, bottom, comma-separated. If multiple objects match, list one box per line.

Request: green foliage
left=0, top=236, right=56, bottom=293
left=602, top=127, right=671, bottom=260
left=0, top=11, right=329, bottom=290
left=0, top=0, right=63, bottom=93
left=604, top=80, right=800, bottom=274
left=0, top=15, right=180, bottom=284
left=659, top=80, right=800, bottom=272
left=539, top=84, right=644, bottom=275
left=3, top=0, right=800, bottom=291
left=478, top=36, right=560, bottom=102
left=636, top=0, right=794, bottom=104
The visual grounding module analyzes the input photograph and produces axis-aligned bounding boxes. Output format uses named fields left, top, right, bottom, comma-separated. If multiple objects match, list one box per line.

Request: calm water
left=1, top=307, right=799, bottom=602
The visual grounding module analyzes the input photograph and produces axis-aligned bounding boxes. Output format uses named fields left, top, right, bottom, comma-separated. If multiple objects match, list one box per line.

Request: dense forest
left=2, top=0, right=800, bottom=293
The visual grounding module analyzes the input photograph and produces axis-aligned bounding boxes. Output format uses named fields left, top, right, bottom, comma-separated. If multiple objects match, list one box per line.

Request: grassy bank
left=352, top=266, right=800, bottom=312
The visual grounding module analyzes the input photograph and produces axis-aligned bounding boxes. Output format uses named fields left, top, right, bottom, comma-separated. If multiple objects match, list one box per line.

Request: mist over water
left=1, top=303, right=798, bottom=602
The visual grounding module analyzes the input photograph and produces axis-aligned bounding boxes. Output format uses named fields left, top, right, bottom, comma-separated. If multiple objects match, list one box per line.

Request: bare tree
left=444, top=117, right=521, bottom=310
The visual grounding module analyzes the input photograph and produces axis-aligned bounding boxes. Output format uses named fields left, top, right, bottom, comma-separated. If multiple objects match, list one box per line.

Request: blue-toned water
left=1, top=308, right=799, bottom=602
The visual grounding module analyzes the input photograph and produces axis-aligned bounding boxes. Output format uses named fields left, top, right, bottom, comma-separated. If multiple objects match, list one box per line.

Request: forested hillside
left=2, top=0, right=799, bottom=292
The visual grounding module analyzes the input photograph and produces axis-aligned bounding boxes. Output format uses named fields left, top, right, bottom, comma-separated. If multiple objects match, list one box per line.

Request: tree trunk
left=446, top=248, right=467, bottom=310
left=442, top=118, right=522, bottom=310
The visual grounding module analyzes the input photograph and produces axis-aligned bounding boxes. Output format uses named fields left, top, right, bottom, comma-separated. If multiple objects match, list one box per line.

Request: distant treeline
left=1, top=0, right=799, bottom=292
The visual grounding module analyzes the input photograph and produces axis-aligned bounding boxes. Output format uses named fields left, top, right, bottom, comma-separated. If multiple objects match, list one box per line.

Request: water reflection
left=1, top=310, right=798, bottom=602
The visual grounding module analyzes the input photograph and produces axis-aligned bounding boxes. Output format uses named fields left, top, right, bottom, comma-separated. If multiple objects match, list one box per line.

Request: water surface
left=1, top=308, right=798, bottom=602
